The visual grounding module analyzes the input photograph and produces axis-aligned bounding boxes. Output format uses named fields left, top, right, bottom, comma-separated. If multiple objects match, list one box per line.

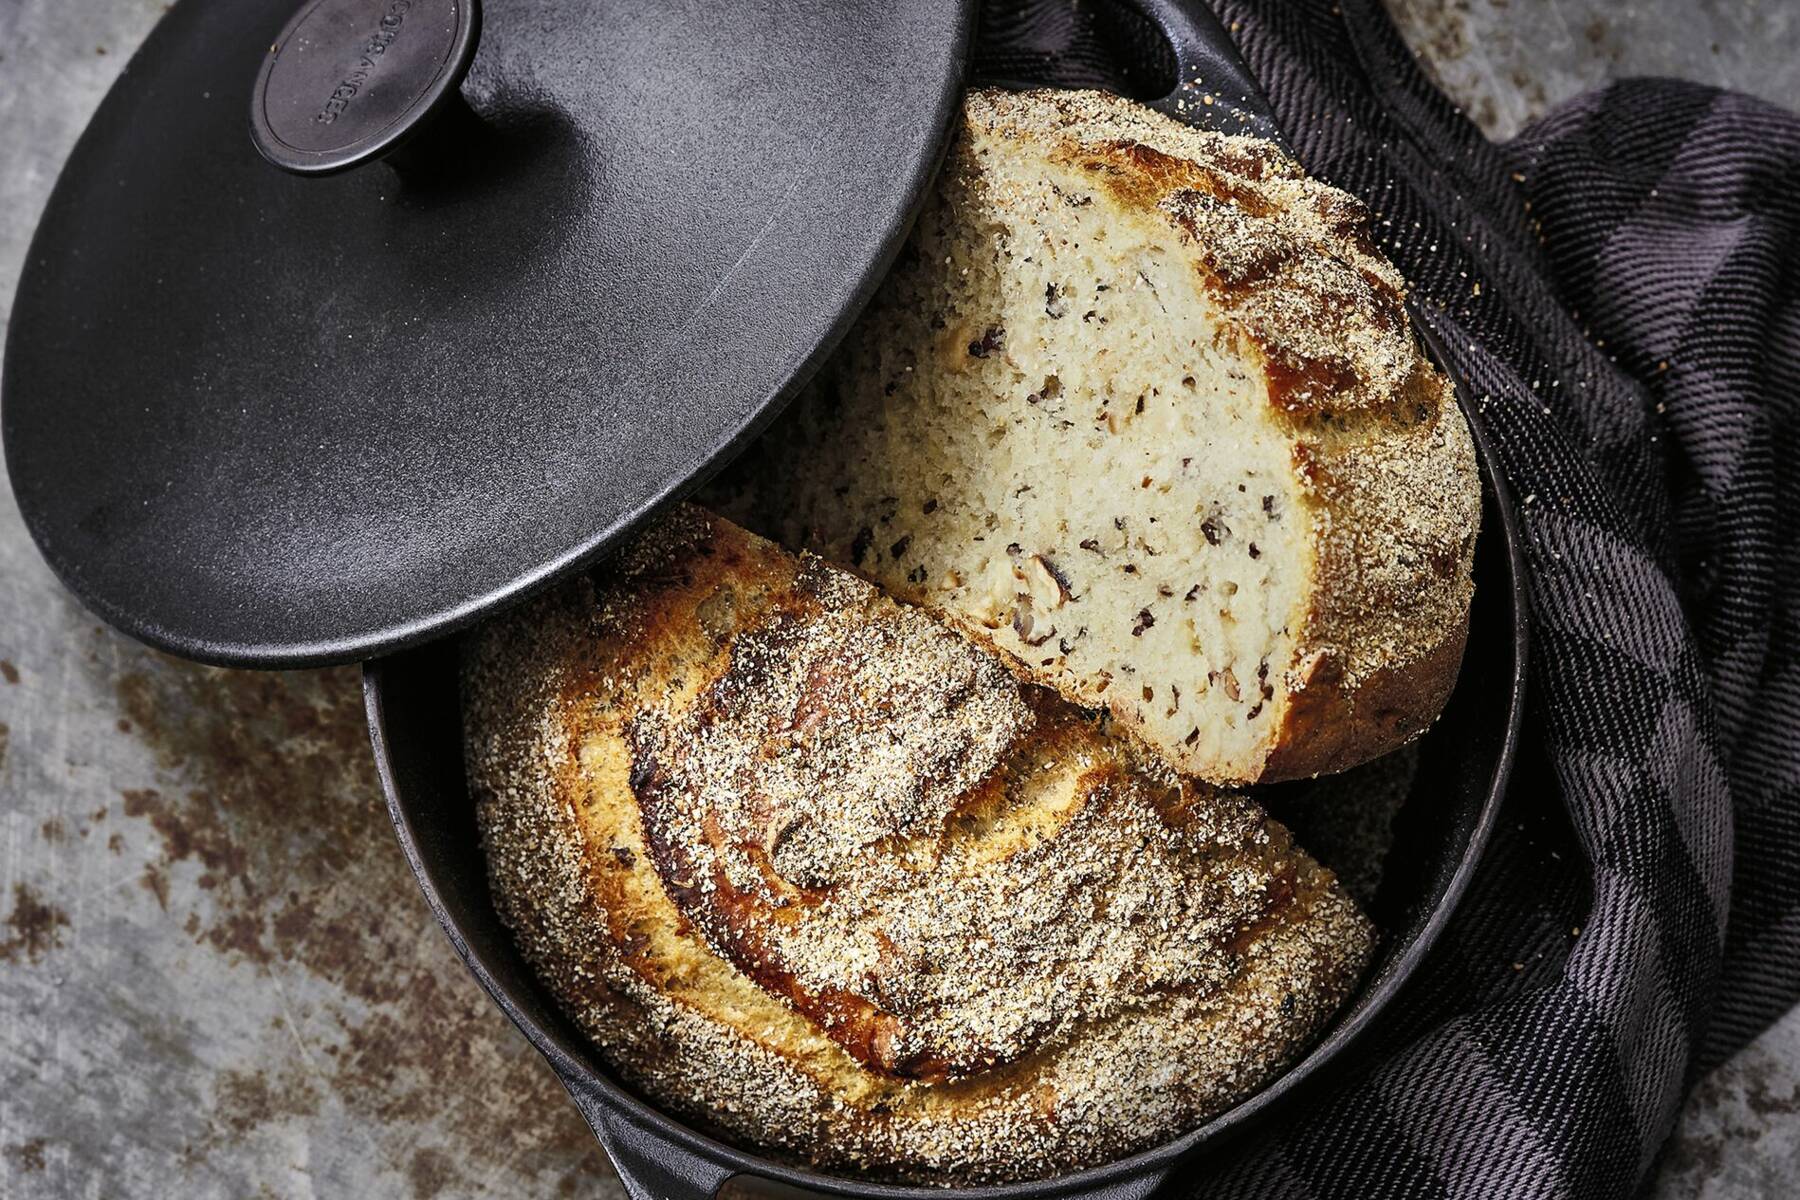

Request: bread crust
left=1264, top=611, right=1469, bottom=780
left=464, top=508, right=1374, bottom=1184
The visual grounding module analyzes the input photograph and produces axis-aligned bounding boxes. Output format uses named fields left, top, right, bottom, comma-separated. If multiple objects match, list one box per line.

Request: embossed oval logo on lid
left=252, top=0, right=477, bottom=173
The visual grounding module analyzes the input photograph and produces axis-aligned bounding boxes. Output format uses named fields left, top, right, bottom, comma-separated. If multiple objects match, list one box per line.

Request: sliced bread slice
left=710, top=88, right=1479, bottom=783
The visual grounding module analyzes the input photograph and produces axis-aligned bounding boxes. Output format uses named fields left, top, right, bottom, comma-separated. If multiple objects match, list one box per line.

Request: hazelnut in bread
left=464, top=508, right=1374, bottom=1184
left=710, top=88, right=1480, bottom=784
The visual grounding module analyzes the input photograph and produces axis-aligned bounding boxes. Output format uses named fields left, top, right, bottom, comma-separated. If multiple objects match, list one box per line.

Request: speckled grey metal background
left=1, top=0, right=1795, bottom=1196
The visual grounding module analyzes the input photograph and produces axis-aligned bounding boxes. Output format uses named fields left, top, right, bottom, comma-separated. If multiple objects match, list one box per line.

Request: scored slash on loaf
left=711, top=88, right=1481, bottom=784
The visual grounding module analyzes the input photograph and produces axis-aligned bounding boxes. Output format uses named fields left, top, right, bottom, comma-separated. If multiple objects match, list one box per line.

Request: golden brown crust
left=464, top=508, right=1375, bottom=1184
left=1070, top=139, right=1413, bottom=419
left=1262, top=616, right=1468, bottom=781
left=975, top=90, right=1417, bottom=421
left=1270, top=365, right=1479, bottom=780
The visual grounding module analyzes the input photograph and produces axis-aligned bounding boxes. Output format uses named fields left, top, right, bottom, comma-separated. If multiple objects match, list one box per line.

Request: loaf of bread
left=710, top=88, right=1480, bottom=784
left=465, top=508, right=1373, bottom=1184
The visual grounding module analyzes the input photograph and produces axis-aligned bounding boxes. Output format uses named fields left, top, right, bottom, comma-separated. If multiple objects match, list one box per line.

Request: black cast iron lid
left=2, top=0, right=972, bottom=667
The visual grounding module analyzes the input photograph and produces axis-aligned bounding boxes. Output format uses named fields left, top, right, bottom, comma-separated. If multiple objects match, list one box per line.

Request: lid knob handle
left=251, top=0, right=481, bottom=175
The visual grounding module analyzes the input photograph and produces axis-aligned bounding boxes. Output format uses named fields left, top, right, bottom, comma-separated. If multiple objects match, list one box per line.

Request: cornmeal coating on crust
left=465, top=508, right=1374, bottom=1184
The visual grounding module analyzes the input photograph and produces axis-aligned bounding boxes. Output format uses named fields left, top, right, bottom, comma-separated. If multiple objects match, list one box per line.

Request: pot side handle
left=1131, top=0, right=1291, bottom=153
left=557, top=1060, right=1176, bottom=1200
left=564, top=1081, right=738, bottom=1200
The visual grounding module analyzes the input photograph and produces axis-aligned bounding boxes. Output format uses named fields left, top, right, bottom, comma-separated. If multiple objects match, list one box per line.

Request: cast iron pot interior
left=364, top=4, right=1528, bottom=1197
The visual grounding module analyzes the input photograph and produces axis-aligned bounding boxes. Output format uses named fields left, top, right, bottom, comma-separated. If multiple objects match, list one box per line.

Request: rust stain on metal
left=213, top=1066, right=323, bottom=1137
left=172, top=1063, right=326, bottom=1172
left=0, top=883, right=71, bottom=965
left=139, top=864, right=170, bottom=911
left=0, top=659, right=19, bottom=684
left=1659, top=1039, right=1800, bottom=1185
left=409, top=1146, right=456, bottom=1200
left=3, top=1139, right=48, bottom=1174
left=108, top=660, right=609, bottom=1191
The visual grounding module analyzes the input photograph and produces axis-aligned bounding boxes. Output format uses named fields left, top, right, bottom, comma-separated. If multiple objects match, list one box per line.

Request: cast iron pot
left=364, top=6, right=1530, bottom=1199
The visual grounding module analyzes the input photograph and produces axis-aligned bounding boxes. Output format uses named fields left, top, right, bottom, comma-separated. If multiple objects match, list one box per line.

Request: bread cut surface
left=464, top=508, right=1374, bottom=1184
left=710, top=88, right=1480, bottom=784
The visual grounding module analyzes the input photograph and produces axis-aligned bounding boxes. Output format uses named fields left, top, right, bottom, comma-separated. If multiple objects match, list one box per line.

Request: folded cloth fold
left=976, top=2, right=1799, bottom=1195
